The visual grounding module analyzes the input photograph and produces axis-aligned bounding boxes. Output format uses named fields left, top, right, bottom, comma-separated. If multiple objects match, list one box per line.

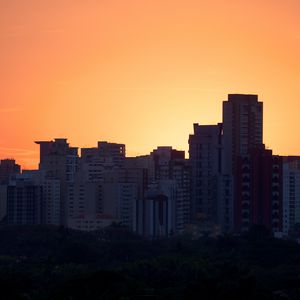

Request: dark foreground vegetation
left=0, top=225, right=300, bottom=299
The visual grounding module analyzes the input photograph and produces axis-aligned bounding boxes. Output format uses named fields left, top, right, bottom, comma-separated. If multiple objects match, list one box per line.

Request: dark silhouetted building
left=81, top=141, right=125, bottom=167
left=189, top=123, right=223, bottom=233
left=282, top=156, right=300, bottom=236
left=35, top=138, right=79, bottom=182
left=220, top=94, right=283, bottom=233
left=7, top=176, right=43, bottom=225
left=235, top=146, right=282, bottom=232
left=35, top=139, right=79, bottom=225
left=222, top=94, right=263, bottom=175
left=127, top=147, right=191, bottom=237
left=0, top=159, right=21, bottom=184
left=150, top=147, right=191, bottom=235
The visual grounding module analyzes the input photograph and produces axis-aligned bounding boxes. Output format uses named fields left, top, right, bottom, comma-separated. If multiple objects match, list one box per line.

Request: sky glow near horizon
left=0, top=0, right=299, bottom=169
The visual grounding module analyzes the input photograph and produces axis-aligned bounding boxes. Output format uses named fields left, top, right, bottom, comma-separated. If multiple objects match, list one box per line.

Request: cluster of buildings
left=1, top=94, right=300, bottom=238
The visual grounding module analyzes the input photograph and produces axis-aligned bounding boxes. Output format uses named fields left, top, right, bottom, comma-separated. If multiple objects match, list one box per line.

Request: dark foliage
left=0, top=225, right=300, bottom=299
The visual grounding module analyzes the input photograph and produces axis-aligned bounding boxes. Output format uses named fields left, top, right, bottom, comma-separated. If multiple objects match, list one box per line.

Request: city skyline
left=0, top=94, right=293, bottom=237
left=1, top=0, right=300, bottom=169
left=0, top=92, right=298, bottom=169
left=1, top=2, right=300, bottom=297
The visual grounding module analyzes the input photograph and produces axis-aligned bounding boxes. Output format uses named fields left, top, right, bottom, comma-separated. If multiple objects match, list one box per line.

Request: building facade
left=282, top=157, right=300, bottom=236
left=235, top=147, right=282, bottom=232
left=222, top=94, right=263, bottom=175
left=189, top=123, right=223, bottom=232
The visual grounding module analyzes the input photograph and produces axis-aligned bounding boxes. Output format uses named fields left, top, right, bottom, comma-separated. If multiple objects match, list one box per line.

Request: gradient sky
left=0, top=0, right=299, bottom=169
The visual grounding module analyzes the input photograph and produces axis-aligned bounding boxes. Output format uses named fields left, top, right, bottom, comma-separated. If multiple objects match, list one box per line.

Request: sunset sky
left=0, top=0, right=299, bottom=169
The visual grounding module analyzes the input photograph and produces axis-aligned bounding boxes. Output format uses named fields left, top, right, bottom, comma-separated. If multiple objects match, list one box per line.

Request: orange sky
left=0, top=0, right=299, bottom=169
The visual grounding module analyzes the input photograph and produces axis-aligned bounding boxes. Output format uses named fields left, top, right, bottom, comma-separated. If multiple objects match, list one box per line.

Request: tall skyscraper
left=235, top=147, right=282, bottom=232
left=222, top=94, right=263, bottom=175
left=189, top=123, right=223, bottom=232
left=221, top=94, right=280, bottom=233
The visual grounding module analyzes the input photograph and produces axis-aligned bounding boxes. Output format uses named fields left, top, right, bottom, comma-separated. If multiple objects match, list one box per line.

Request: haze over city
left=0, top=0, right=300, bottom=169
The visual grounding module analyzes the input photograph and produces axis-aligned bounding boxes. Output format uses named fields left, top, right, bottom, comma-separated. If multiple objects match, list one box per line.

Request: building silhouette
left=235, top=146, right=282, bottom=232
left=7, top=175, right=43, bottom=225
left=0, top=94, right=295, bottom=238
left=222, top=94, right=263, bottom=175
left=282, top=156, right=300, bottom=236
left=189, top=123, right=223, bottom=233
left=0, top=159, right=21, bottom=184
